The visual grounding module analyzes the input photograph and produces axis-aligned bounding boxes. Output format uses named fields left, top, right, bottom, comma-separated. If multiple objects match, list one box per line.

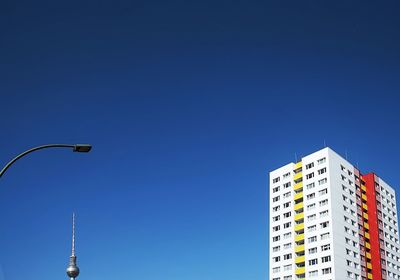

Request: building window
left=317, top=157, right=326, bottom=164
left=318, top=167, right=327, bottom=175
left=320, top=221, right=329, bottom=229
left=284, top=243, right=291, bottom=249
left=308, top=225, right=317, bottom=232
left=306, top=172, right=314, bottom=179
left=272, top=226, right=281, bottom=231
left=307, top=203, right=316, bottom=210
left=321, top=233, right=330, bottom=240
left=307, top=193, right=316, bottom=200
left=318, top=178, right=327, bottom=185
left=320, top=210, right=329, bottom=217
left=306, top=162, right=314, bottom=169
left=309, top=259, right=318, bottom=265
left=284, top=222, right=291, bottom=229
left=309, top=270, right=318, bottom=277
left=309, top=247, right=317, bottom=254
left=321, top=244, right=330, bottom=251
left=272, top=236, right=280, bottom=242
left=322, top=268, right=332, bottom=275
left=321, top=256, right=331, bottom=263
left=272, top=225, right=280, bottom=232
left=308, top=214, right=316, bottom=221
left=283, top=232, right=292, bottom=239
left=284, top=264, right=292, bottom=271
left=319, top=199, right=328, bottom=207
left=319, top=188, right=328, bottom=196
left=283, top=192, right=291, bottom=198
left=284, top=182, right=291, bottom=188
left=306, top=182, right=315, bottom=190
left=308, top=236, right=317, bottom=243
left=284, top=253, right=292, bottom=260
left=273, top=177, right=280, bottom=183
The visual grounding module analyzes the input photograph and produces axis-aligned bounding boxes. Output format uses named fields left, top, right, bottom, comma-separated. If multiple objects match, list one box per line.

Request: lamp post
left=0, top=144, right=92, bottom=178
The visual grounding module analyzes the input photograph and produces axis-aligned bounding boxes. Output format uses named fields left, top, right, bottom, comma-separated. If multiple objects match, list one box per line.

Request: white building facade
left=269, top=147, right=400, bottom=280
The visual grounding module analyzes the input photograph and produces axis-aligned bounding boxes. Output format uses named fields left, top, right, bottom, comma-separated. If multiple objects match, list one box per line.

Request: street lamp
left=0, top=143, right=92, bottom=178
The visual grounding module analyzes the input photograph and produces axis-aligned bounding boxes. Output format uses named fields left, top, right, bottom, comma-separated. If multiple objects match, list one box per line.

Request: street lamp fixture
left=73, top=144, right=92, bottom=153
left=0, top=143, right=92, bottom=178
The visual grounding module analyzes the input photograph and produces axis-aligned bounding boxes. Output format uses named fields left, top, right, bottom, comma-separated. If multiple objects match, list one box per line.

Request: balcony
left=363, top=213, right=369, bottom=220
left=362, top=203, right=368, bottom=210
left=365, top=232, right=370, bottom=239
left=293, top=182, right=303, bottom=191
left=294, top=192, right=303, bottom=201
left=294, top=223, right=304, bottom=232
left=365, top=242, right=371, bottom=249
left=294, top=161, right=302, bottom=170
left=367, top=262, right=372, bottom=269
left=368, top=273, right=373, bottom=279
left=294, top=212, right=304, bottom=221
left=362, top=193, right=367, bottom=201
left=295, top=244, right=305, bottom=253
left=361, top=185, right=367, bottom=192
left=295, top=267, right=305, bottom=275
left=366, top=252, right=371, bottom=259
left=295, top=255, right=305, bottom=264
left=364, top=222, right=369, bottom=230
left=295, top=233, right=304, bottom=242
left=293, top=172, right=303, bottom=181
left=294, top=202, right=303, bottom=211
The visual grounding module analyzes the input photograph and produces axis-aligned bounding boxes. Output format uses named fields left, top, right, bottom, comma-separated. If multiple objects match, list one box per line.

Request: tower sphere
left=66, top=258, right=80, bottom=278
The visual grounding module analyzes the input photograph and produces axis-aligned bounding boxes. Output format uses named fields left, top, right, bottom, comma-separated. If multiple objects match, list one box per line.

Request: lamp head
left=73, top=144, right=92, bottom=153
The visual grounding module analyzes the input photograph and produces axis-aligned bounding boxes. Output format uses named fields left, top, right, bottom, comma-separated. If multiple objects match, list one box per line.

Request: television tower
left=66, top=213, right=80, bottom=280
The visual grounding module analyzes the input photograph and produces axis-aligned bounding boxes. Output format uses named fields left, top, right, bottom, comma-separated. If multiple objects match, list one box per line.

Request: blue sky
left=1, top=1, right=400, bottom=279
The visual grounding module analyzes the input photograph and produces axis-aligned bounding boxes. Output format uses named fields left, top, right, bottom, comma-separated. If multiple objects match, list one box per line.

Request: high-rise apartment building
left=269, top=147, right=400, bottom=280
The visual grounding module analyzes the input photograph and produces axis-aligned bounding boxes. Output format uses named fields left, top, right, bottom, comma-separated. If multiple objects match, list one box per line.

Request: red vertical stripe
left=364, top=173, right=383, bottom=280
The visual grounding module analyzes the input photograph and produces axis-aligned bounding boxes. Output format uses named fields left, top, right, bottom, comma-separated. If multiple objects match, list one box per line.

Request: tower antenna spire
left=66, top=213, right=80, bottom=280
left=72, top=213, right=75, bottom=257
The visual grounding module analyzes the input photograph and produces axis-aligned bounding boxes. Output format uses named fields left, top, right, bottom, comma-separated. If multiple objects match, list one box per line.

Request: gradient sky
left=1, top=1, right=400, bottom=280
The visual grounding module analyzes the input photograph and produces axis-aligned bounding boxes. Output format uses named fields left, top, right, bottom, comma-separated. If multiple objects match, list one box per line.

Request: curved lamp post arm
left=0, top=144, right=92, bottom=178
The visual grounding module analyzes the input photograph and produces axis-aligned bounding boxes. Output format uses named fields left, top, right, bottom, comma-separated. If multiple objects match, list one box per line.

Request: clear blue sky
left=1, top=1, right=400, bottom=279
